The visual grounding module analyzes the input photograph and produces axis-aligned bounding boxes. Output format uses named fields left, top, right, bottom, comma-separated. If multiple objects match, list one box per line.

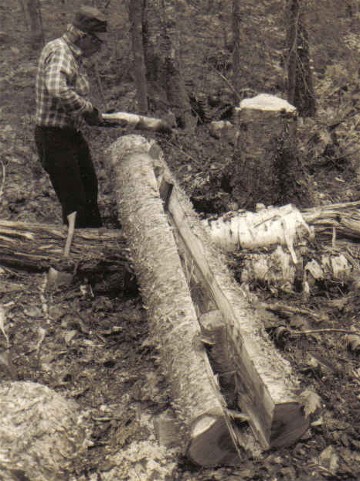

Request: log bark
left=108, top=135, right=309, bottom=453
left=302, top=200, right=360, bottom=241
left=0, top=220, right=129, bottom=277
left=108, top=135, right=241, bottom=467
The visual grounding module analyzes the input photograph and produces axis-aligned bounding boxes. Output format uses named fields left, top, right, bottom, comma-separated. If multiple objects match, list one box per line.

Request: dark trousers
left=35, top=126, right=102, bottom=228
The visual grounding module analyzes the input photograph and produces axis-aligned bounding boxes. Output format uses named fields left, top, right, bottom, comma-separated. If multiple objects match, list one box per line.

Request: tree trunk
left=108, top=135, right=241, bottom=467
left=129, top=0, right=148, bottom=113
left=286, top=0, right=316, bottom=117
left=24, top=0, right=44, bottom=49
left=226, top=93, right=312, bottom=210
left=142, top=0, right=194, bottom=129
left=232, top=0, right=241, bottom=101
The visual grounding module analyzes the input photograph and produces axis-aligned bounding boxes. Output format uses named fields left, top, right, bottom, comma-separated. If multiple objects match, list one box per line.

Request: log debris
left=205, top=201, right=360, bottom=250
left=0, top=220, right=129, bottom=273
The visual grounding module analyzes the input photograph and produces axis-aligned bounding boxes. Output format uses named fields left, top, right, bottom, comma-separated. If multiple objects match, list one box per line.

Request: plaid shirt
left=35, top=26, right=93, bottom=128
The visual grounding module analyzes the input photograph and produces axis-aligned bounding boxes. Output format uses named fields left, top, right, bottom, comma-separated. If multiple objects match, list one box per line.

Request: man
left=35, top=5, right=107, bottom=228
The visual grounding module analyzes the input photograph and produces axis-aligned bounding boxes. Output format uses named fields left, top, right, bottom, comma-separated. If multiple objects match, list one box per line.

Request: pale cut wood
left=153, top=160, right=309, bottom=449
left=64, top=211, right=76, bottom=257
left=108, top=134, right=241, bottom=467
left=102, top=112, right=171, bottom=133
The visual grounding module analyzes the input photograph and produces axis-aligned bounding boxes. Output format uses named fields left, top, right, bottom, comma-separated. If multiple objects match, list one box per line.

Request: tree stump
left=226, top=93, right=312, bottom=209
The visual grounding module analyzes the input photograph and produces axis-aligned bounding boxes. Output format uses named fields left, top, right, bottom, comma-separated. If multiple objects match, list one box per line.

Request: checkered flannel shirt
left=35, top=27, right=93, bottom=128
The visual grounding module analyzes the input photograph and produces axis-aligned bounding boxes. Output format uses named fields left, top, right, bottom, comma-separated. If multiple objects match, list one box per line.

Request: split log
left=108, top=135, right=241, bottom=467
left=0, top=381, right=87, bottom=481
left=157, top=171, right=309, bottom=449
left=225, top=93, right=312, bottom=209
left=102, top=111, right=172, bottom=133
left=0, top=220, right=128, bottom=273
left=109, top=135, right=309, bottom=453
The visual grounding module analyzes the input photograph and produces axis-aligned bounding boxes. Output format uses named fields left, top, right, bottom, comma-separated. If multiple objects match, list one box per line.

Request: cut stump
left=226, top=93, right=312, bottom=209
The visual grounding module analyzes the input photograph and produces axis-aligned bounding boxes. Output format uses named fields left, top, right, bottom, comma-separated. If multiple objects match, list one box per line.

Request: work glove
left=83, top=107, right=103, bottom=126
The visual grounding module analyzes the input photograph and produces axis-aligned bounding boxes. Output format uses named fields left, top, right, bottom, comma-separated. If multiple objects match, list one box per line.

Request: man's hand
left=83, top=107, right=102, bottom=126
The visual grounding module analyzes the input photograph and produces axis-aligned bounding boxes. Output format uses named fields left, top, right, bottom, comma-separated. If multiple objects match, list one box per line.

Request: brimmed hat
left=72, top=5, right=107, bottom=34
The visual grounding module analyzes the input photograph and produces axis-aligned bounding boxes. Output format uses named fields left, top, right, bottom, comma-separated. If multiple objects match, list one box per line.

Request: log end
left=187, top=416, right=241, bottom=467
left=269, top=402, right=309, bottom=448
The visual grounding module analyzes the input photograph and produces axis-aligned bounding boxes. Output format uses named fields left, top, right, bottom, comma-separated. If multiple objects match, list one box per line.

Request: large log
left=108, top=135, right=242, bottom=467
left=0, top=220, right=128, bottom=273
left=109, top=135, right=309, bottom=454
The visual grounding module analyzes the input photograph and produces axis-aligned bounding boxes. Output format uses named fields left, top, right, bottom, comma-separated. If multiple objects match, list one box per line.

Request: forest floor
left=2, top=3, right=360, bottom=481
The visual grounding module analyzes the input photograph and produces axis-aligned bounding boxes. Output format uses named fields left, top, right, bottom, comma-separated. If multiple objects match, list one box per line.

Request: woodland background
left=1, top=1, right=360, bottom=480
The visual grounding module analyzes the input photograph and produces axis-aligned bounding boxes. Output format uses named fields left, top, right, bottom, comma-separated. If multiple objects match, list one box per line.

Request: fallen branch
left=102, top=111, right=172, bottom=133
left=261, top=302, right=328, bottom=323
left=0, top=220, right=130, bottom=279
left=291, top=328, right=360, bottom=336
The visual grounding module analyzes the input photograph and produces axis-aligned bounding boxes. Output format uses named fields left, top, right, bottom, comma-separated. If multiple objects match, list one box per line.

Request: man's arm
left=44, top=47, right=93, bottom=116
